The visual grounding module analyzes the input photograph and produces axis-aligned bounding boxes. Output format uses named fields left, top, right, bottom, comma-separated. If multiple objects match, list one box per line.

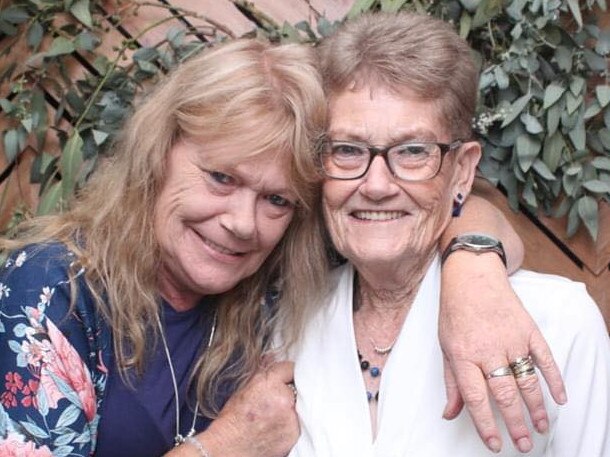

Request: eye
left=331, top=143, right=366, bottom=158
left=395, top=143, right=432, bottom=156
left=207, top=170, right=236, bottom=186
left=266, top=194, right=293, bottom=208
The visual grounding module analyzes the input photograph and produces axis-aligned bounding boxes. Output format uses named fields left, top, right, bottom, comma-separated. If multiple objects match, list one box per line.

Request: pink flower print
left=5, top=372, right=24, bottom=394
left=1, top=390, right=17, bottom=408
left=42, top=318, right=97, bottom=421
left=19, top=339, right=45, bottom=368
left=0, top=432, right=53, bottom=457
left=20, top=379, right=39, bottom=408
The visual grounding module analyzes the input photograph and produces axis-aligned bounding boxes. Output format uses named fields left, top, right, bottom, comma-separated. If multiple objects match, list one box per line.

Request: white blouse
left=288, top=257, right=610, bottom=457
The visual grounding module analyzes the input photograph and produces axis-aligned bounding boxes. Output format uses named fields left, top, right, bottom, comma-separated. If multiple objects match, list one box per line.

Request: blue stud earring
left=452, top=192, right=464, bottom=217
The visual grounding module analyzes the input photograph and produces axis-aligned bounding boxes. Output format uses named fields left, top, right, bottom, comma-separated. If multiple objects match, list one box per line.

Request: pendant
left=174, top=434, right=186, bottom=447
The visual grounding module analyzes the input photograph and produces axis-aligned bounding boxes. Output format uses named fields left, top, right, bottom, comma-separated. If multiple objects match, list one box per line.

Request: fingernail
left=558, top=391, right=568, bottom=405
left=486, top=437, right=502, bottom=453
left=536, top=419, right=548, bottom=434
left=516, top=437, right=532, bottom=453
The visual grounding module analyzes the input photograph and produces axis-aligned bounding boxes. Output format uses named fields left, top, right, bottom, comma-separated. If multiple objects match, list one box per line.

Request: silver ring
left=486, top=365, right=513, bottom=379
left=287, top=382, right=297, bottom=402
left=510, top=355, right=536, bottom=378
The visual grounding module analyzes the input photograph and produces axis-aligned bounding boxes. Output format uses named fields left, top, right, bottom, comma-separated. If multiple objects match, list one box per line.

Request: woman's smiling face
left=154, top=138, right=297, bottom=309
left=322, top=85, right=479, bottom=273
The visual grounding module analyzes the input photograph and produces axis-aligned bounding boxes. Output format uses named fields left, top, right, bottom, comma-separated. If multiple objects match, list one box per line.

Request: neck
left=157, top=270, right=202, bottom=312
left=354, top=249, right=436, bottom=314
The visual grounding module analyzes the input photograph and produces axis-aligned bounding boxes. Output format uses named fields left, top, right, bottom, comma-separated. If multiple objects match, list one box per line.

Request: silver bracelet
left=185, top=436, right=211, bottom=457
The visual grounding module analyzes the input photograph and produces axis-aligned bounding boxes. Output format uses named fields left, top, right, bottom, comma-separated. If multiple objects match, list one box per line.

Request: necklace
left=357, top=350, right=381, bottom=402
left=369, top=336, right=396, bottom=355
left=156, top=308, right=217, bottom=447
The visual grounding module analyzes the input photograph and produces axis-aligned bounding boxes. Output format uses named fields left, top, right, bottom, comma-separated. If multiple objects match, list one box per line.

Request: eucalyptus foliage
left=1, top=0, right=609, bottom=239
left=348, top=0, right=610, bottom=240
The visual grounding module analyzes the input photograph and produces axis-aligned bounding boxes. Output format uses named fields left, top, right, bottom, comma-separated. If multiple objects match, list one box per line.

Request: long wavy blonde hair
left=1, top=39, right=329, bottom=415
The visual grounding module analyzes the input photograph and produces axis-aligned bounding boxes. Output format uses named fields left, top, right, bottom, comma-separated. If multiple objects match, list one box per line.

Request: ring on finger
left=510, top=355, right=536, bottom=378
left=486, top=365, right=513, bottom=379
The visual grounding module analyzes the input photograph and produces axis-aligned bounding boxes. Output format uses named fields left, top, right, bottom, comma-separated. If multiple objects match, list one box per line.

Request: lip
left=350, top=210, right=409, bottom=221
left=191, top=229, right=248, bottom=262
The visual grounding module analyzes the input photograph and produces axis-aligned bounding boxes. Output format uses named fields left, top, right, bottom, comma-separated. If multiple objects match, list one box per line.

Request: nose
left=219, top=193, right=257, bottom=240
left=359, top=156, right=399, bottom=201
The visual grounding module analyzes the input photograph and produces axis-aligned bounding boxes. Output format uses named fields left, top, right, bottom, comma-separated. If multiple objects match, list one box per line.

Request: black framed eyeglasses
left=319, top=139, right=463, bottom=182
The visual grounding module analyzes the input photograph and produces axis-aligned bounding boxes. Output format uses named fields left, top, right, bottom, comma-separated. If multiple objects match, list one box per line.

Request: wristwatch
left=441, top=233, right=507, bottom=267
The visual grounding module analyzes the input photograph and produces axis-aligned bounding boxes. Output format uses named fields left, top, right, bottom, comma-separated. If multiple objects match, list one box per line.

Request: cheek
left=258, top=214, right=294, bottom=252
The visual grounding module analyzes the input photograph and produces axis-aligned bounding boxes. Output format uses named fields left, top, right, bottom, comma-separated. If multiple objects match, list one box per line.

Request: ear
left=450, top=141, right=481, bottom=198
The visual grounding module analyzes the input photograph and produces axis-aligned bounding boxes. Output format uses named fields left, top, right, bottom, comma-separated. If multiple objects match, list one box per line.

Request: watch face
left=462, top=234, right=499, bottom=248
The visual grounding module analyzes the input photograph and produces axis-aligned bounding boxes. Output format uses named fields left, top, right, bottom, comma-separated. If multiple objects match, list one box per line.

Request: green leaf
left=60, top=131, right=84, bottom=201
left=568, top=121, right=586, bottom=150
left=595, top=85, right=610, bottom=107
left=591, top=156, right=610, bottom=170
left=577, top=195, right=598, bottom=240
left=27, top=21, right=44, bottom=50
left=569, top=76, right=585, bottom=96
left=380, top=0, right=408, bottom=12
left=74, top=31, right=100, bottom=51
left=584, top=100, right=602, bottom=120
left=554, top=46, right=572, bottom=72
left=347, top=0, right=376, bottom=18
left=473, top=0, right=503, bottom=28
left=566, top=92, right=583, bottom=115
left=494, top=66, right=509, bottom=89
left=520, top=113, right=543, bottom=134
left=567, top=200, right=580, bottom=236
left=46, top=37, right=75, bottom=57
left=542, top=83, right=565, bottom=109
left=0, top=98, right=15, bottom=114
left=566, top=0, right=583, bottom=29
left=584, top=49, right=608, bottom=72
left=37, top=181, right=62, bottom=216
left=459, top=12, right=473, bottom=38
left=70, top=0, right=93, bottom=28
left=543, top=132, right=565, bottom=172
left=523, top=178, right=538, bottom=207
left=595, top=30, right=610, bottom=55
left=516, top=134, right=541, bottom=171
left=599, top=127, right=610, bottom=150
left=583, top=179, right=610, bottom=193
left=0, top=19, right=17, bottom=36
left=501, top=94, right=532, bottom=127
left=21, top=117, right=33, bottom=133
left=3, top=129, right=20, bottom=161
left=546, top=102, right=561, bottom=136
left=18, top=420, right=49, bottom=439
left=0, top=7, right=30, bottom=24
left=92, top=129, right=108, bottom=146
left=532, top=159, right=556, bottom=180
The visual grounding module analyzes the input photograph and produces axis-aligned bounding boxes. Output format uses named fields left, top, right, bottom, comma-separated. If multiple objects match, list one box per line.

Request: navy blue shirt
left=96, top=299, right=222, bottom=457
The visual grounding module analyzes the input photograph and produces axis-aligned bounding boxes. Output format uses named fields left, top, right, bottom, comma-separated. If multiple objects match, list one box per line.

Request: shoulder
left=1, top=242, right=77, bottom=288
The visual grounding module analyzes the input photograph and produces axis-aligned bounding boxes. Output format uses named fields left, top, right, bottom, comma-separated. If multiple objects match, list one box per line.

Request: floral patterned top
left=0, top=244, right=111, bottom=457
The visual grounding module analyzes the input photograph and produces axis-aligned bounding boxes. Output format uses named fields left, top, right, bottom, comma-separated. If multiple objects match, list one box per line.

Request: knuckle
left=516, top=375, right=539, bottom=394
left=461, top=387, right=487, bottom=409
left=492, top=384, right=519, bottom=409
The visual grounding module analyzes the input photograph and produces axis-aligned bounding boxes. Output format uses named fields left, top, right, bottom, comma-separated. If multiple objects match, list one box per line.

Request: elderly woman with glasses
left=288, top=12, right=610, bottom=457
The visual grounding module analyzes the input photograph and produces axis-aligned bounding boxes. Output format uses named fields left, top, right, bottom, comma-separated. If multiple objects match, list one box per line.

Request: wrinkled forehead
left=327, top=84, right=450, bottom=142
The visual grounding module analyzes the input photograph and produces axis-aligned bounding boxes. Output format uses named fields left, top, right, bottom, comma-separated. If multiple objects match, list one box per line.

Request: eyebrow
left=328, top=127, right=439, bottom=145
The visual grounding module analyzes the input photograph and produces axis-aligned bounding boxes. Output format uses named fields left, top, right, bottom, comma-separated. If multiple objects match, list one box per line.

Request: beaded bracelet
left=185, top=437, right=211, bottom=457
